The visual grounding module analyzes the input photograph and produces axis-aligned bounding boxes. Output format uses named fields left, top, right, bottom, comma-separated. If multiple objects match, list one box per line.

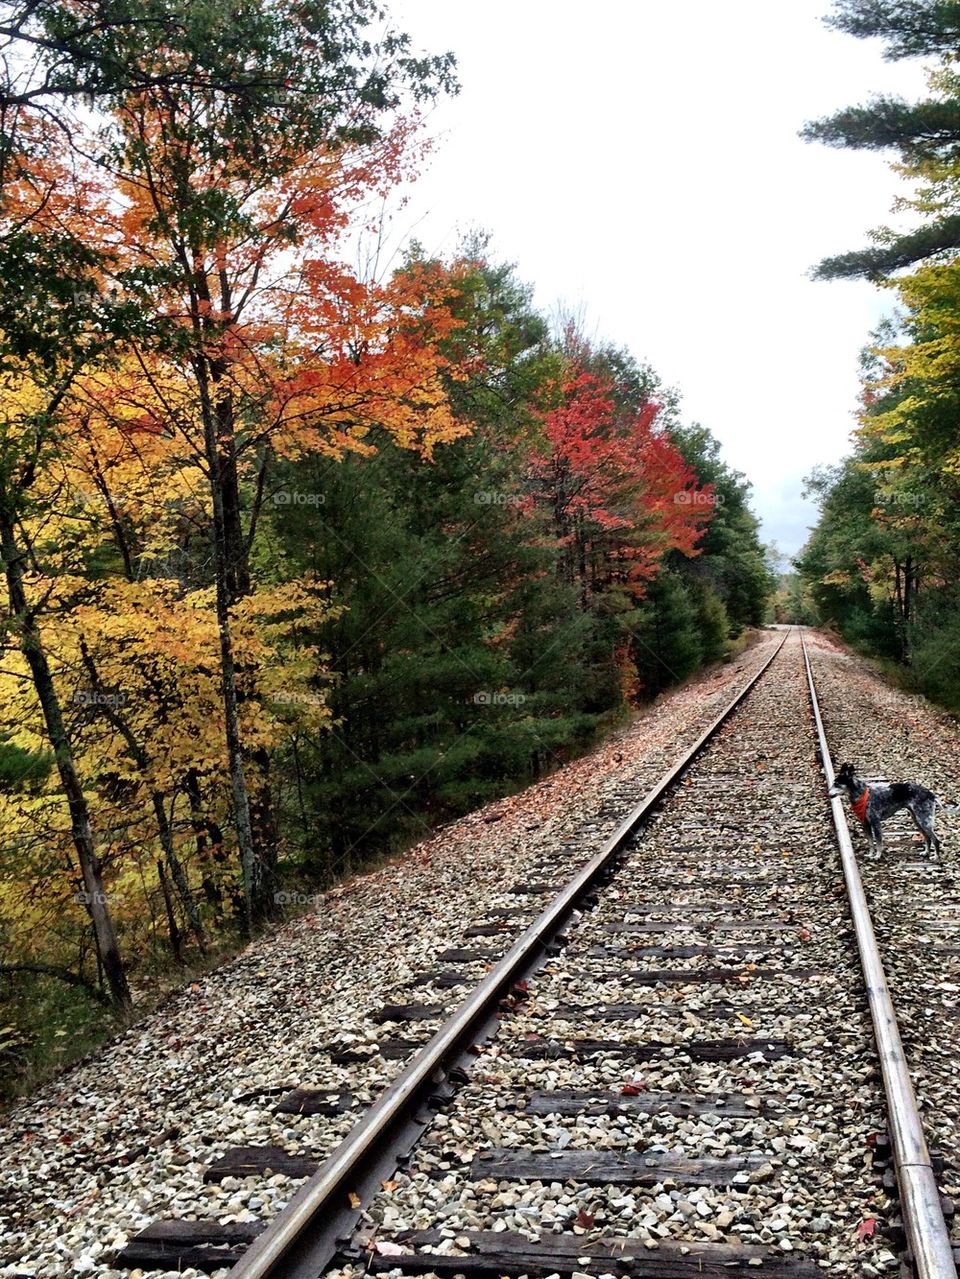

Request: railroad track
left=114, top=629, right=959, bottom=1279
left=804, top=633, right=960, bottom=1267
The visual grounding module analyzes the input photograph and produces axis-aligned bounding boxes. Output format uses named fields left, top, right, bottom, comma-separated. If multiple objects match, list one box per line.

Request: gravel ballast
left=5, top=627, right=957, bottom=1279
left=336, top=631, right=894, bottom=1279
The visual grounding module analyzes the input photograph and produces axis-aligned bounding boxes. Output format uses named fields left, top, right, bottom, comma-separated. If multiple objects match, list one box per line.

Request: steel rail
left=800, top=628, right=956, bottom=1279
left=228, top=630, right=790, bottom=1279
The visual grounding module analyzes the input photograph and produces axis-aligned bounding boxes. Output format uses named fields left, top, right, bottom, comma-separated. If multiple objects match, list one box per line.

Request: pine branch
left=802, top=97, right=960, bottom=158
left=826, top=0, right=960, bottom=59
left=813, top=215, right=960, bottom=279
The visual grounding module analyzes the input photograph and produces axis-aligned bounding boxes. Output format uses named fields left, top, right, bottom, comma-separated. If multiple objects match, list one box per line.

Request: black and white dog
left=828, top=761, right=952, bottom=858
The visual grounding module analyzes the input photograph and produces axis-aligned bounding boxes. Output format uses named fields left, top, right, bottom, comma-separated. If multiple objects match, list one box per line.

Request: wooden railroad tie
left=548, top=1000, right=743, bottom=1020
left=583, top=943, right=781, bottom=960
left=273, top=1087, right=355, bottom=1116
left=203, top=1144, right=318, bottom=1183
left=500, top=1036, right=792, bottom=1062
left=357, top=1228, right=821, bottom=1277
left=115, top=1220, right=264, bottom=1272
left=519, top=1088, right=775, bottom=1118
left=601, top=966, right=823, bottom=986
left=599, top=920, right=798, bottom=933
left=373, top=1002, right=445, bottom=1024
left=467, top=1148, right=771, bottom=1187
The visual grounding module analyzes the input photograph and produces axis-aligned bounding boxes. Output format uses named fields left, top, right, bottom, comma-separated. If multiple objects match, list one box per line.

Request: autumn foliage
left=0, top=0, right=770, bottom=1075
left=528, top=371, right=712, bottom=599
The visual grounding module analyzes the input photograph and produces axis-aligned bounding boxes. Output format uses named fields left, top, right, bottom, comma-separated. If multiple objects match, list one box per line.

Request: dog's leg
left=907, top=806, right=930, bottom=856
left=920, top=821, right=939, bottom=857
left=868, top=817, right=884, bottom=859
left=911, top=803, right=942, bottom=858
left=925, top=813, right=942, bottom=858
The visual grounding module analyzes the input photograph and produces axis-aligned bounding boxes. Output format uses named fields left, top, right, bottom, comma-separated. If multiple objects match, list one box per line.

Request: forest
left=795, top=0, right=960, bottom=709
left=0, top=0, right=773, bottom=1091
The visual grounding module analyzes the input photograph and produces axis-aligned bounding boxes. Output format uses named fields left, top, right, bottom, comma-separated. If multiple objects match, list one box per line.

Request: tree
left=824, top=1, right=960, bottom=59
left=0, top=133, right=135, bottom=1008
left=527, top=370, right=710, bottom=604
left=803, top=3, right=960, bottom=278
left=668, top=424, right=773, bottom=632
left=266, top=255, right=597, bottom=873
left=0, top=0, right=458, bottom=930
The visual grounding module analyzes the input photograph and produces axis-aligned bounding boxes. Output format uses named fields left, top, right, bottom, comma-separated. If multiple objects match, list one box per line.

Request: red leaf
left=857, top=1217, right=878, bottom=1241
left=576, top=1209, right=595, bottom=1229
left=620, top=1079, right=647, bottom=1095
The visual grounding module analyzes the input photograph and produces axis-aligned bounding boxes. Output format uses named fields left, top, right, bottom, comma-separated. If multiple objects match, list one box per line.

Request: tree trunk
left=188, top=347, right=260, bottom=933
left=157, top=859, right=184, bottom=964
left=893, top=557, right=909, bottom=663
left=0, top=504, right=131, bottom=1012
left=211, top=377, right=279, bottom=918
left=152, top=792, right=207, bottom=952
left=188, top=257, right=278, bottom=926
left=185, top=767, right=224, bottom=912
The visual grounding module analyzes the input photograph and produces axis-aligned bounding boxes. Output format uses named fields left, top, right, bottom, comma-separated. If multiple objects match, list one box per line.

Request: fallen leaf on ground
left=621, top=1080, right=647, bottom=1095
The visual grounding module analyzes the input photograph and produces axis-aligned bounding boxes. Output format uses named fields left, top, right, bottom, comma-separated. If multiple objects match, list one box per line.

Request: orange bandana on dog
left=850, top=788, right=870, bottom=825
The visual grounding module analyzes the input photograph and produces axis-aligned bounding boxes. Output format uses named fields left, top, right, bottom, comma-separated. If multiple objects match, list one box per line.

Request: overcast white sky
left=384, top=0, right=930, bottom=559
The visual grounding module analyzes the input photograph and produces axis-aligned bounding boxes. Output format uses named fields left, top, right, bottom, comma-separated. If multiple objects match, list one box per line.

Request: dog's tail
left=935, top=797, right=960, bottom=814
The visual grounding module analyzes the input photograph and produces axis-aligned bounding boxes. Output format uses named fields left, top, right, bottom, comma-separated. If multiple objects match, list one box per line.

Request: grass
left=1, top=976, right=114, bottom=1102
left=0, top=934, right=244, bottom=1106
